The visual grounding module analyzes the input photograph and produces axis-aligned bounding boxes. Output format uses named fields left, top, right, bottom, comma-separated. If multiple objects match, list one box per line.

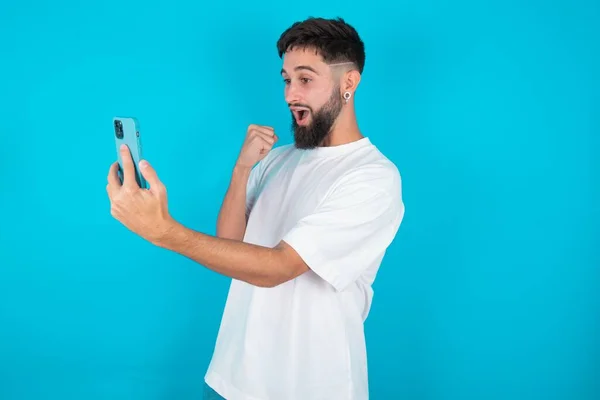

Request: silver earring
left=343, top=91, right=352, bottom=103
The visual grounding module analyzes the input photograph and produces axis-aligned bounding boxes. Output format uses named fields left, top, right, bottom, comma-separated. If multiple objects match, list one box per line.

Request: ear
left=341, top=70, right=361, bottom=97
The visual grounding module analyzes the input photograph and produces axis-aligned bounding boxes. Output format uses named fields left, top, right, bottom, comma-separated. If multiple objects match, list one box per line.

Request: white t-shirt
left=204, top=137, right=405, bottom=400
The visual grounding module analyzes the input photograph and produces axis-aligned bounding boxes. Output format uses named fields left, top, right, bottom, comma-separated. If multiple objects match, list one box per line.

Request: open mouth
left=292, top=108, right=310, bottom=124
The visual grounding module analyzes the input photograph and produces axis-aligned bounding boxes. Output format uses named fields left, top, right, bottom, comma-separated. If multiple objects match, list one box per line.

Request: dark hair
left=276, top=17, right=366, bottom=74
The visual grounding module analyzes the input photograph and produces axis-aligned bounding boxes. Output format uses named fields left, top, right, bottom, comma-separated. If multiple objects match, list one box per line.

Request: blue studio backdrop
left=0, top=1, right=598, bottom=399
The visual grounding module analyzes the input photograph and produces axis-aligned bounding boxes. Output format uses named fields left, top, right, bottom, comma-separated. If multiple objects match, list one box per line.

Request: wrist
left=232, top=163, right=253, bottom=184
left=152, top=216, right=182, bottom=249
left=233, top=162, right=253, bottom=174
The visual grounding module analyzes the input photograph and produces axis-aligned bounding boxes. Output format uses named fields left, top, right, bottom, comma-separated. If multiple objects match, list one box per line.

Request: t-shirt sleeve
left=281, top=164, right=405, bottom=292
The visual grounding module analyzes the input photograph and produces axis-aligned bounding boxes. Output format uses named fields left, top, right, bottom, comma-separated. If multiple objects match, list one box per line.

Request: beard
left=290, top=86, right=343, bottom=149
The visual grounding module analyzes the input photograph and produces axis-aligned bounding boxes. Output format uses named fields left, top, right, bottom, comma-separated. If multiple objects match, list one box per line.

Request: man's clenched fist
left=236, top=124, right=278, bottom=168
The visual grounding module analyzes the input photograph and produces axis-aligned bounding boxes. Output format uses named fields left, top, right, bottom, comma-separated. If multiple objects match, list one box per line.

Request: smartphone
left=113, top=116, right=148, bottom=189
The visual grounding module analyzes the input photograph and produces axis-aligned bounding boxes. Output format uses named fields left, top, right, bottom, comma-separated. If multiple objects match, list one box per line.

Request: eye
left=300, top=77, right=312, bottom=84
left=283, top=78, right=291, bottom=85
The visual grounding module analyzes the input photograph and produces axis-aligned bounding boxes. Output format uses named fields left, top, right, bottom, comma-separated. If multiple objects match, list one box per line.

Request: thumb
left=139, top=160, right=165, bottom=196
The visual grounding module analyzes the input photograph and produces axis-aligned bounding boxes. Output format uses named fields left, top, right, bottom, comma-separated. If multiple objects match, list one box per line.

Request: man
left=107, top=16, right=404, bottom=400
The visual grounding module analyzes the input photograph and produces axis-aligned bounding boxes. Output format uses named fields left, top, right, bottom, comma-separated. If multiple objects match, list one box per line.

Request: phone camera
left=114, top=120, right=124, bottom=139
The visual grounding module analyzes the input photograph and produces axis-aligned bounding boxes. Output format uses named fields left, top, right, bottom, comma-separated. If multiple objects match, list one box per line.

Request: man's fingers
left=107, top=161, right=121, bottom=188
left=256, top=130, right=277, bottom=145
left=260, top=125, right=275, bottom=134
left=106, top=162, right=121, bottom=205
left=249, top=125, right=278, bottom=144
left=248, top=124, right=274, bottom=133
left=119, top=145, right=137, bottom=187
left=259, top=126, right=276, bottom=139
left=249, top=125, right=276, bottom=139
left=139, top=160, right=166, bottom=197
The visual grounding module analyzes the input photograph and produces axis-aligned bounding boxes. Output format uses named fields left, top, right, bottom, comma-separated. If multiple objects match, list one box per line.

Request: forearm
left=216, top=165, right=252, bottom=241
left=156, top=220, right=292, bottom=288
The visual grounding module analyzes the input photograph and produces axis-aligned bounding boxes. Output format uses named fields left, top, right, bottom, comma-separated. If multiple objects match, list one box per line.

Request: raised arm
left=216, top=124, right=278, bottom=240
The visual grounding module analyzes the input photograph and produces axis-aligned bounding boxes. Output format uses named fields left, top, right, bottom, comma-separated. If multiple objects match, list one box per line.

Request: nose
left=285, top=83, right=301, bottom=105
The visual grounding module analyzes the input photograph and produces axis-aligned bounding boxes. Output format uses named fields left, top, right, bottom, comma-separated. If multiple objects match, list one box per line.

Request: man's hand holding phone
left=106, top=144, right=175, bottom=244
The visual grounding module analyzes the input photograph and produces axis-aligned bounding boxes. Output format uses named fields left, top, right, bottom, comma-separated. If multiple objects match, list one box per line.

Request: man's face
left=281, top=48, right=343, bottom=149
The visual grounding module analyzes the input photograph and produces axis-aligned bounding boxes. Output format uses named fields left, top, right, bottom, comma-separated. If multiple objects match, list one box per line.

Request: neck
left=321, top=106, right=363, bottom=147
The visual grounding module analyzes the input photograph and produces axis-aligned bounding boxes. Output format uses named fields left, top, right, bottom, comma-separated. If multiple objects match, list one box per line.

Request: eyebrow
left=280, top=65, right=320, bottom=75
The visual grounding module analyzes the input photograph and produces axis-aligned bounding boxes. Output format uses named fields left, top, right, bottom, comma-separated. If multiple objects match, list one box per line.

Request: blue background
left=0, top=1, right=598, bottom=399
